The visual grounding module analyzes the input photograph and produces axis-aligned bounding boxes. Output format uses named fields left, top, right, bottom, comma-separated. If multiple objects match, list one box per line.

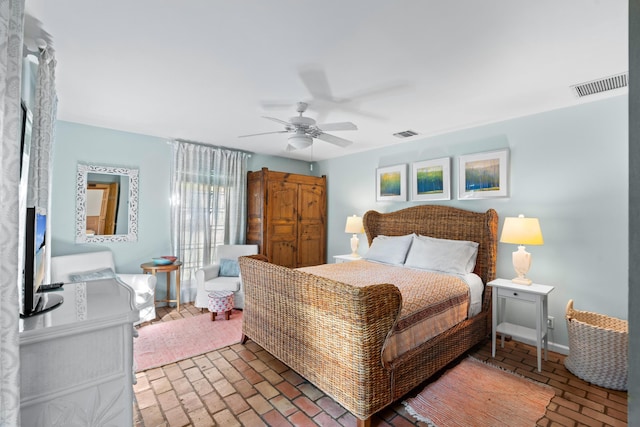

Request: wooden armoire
left=246, top=168, right=326, bottom=268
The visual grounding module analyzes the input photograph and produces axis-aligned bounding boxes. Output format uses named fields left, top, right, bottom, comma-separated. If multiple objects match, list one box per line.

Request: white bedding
left=459, top=272, right=484, bottom=317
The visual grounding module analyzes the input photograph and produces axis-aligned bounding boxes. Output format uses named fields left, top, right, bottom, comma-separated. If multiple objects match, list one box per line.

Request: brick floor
left=134, top=304, right=628, bottom=426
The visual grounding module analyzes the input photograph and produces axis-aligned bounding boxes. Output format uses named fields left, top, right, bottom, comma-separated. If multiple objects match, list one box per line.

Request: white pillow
left=363, top=234, right=415, bottom=265
left=404, top=234, right=479, bottom=274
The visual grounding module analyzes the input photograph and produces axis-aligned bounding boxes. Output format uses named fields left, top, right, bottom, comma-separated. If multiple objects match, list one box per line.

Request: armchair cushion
left=68, top=267, right=117, bottom=282
left=219, top=259, right=240, bottom=277
left=202, top=276, right=241, bottom=293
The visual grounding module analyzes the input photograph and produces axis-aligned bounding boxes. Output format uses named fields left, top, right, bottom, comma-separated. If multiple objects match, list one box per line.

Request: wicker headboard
left=363, top=205, right=498, bottom=284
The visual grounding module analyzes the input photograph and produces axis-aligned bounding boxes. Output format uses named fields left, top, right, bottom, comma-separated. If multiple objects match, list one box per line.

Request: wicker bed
left=239, top=205, right=498, bottom=426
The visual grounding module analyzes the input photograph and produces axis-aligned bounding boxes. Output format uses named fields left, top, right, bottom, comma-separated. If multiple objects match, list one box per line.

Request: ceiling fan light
left=288, top=134, right=313, bottom=149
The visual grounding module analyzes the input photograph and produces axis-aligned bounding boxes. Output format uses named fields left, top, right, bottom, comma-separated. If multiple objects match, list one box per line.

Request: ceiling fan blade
left=346, top=80, right=411, bottom=101
left=316, top=122, right=358, bottom=132
left=316, top=132, right=353, bottom=148
left=298, top=65, right=333, bottom=100
left=262, top=116, right=291, bottom=126
left=238, top=130, right=288, bottom=138
left=260, top=100, right=295, bottom=110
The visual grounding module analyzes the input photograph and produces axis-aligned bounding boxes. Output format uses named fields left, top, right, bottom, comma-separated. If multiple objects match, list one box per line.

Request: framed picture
left=376, top=164, right=407, bottom=201
left=411, top=157, right=451, bottom=201
left=458, top=149, right=509, bottom=200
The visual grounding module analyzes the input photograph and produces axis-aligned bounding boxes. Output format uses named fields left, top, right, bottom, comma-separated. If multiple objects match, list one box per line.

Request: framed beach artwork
left=458, top=149, right=509, bottom=200
left=411, top=157, right=451, bottom=201
left=376, top=164, right=407, bottom=201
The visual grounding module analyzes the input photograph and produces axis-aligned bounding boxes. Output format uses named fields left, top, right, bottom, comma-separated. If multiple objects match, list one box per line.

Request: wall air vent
left=571, top=72, right=628, bottom=98
left=393, top=130, right=419, bottom=139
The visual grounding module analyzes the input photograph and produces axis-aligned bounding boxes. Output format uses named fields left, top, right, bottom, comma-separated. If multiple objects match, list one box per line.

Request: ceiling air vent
left=571, top=72, right=628, bottom=98
left=393, top=129, right=419, bottom=139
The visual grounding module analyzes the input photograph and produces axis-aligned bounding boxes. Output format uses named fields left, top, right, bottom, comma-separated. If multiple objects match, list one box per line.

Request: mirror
left=76, top=164, right=139, bottom=243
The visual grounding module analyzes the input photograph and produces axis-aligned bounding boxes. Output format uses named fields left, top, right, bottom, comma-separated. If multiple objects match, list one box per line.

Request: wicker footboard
left=239, top=255, right=402, bottom=421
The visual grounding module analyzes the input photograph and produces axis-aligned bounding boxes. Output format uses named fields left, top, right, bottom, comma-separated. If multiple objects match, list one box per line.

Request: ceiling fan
left=239, top=101, right=357, bottom=151
left=260, top=64, right=409, bottom=123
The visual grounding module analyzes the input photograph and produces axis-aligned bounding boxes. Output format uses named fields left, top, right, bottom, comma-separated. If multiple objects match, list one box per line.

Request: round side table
left=140, top=261, right=182, bottom=312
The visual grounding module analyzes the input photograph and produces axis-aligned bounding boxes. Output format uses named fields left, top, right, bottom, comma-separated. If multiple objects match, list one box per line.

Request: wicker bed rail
left=239, top=255, right=402, bottom=420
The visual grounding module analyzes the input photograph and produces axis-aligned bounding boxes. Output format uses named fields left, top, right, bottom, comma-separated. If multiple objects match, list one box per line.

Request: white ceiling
left=24, top=0, right=628, bottom=162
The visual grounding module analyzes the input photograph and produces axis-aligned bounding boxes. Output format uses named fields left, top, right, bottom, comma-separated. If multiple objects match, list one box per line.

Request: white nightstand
left=333, top=254, right=362, bottom=263
left=488, top=278, right=554, bottom=372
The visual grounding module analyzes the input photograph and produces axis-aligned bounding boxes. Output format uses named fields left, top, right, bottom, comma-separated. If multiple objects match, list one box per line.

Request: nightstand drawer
left=497, top=287, right=537, bottom=302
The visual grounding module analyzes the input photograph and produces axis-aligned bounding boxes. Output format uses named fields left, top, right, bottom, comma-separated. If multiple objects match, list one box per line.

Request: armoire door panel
left=298, top=223, right=325, bottom=267
left=269, top=242, right=296, bottom=268
left=297, top=238, right=324, bottom=267
left=271, top=223, right=296, bottom=237
left=268, top=182, right=297, bottom=222
left=298, top=184, right=325, bottom=221
left=299, top=223, right=323, bottom=237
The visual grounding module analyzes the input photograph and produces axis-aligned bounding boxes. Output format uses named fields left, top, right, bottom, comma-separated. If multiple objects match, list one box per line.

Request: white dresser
left=19, top=279, right=139, bottom=427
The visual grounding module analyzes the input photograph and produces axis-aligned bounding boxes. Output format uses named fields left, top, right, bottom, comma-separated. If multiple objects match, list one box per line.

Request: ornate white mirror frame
left=75, top=163, right=139, bottom=243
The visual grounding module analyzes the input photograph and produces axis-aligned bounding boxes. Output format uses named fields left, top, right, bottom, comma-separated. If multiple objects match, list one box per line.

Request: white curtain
left=170, top=140, right=249, bottom=303
left=26, top=43, right=57, bottom=209
left=26, top=40, right=57, bottom=286
left=0, top=1, right=25, bottom=425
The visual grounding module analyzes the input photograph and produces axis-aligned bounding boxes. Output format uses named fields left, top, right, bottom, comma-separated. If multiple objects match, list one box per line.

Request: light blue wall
left=316, top=95, right=628, bottom=350
left=51, top=122, right=171, bottom=273
left=248, top=153, right=315, bottom=175
left=51, top=121, right=311, bottom=301
left=52, top=95, right=627, bottom=348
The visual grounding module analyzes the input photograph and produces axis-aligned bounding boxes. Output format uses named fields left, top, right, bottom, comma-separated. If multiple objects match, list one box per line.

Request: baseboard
left=507, top=333, right=570, bottom=355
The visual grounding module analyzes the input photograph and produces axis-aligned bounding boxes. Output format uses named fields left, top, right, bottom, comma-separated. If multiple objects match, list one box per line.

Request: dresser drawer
left=497, top=287, right=537, bottom=302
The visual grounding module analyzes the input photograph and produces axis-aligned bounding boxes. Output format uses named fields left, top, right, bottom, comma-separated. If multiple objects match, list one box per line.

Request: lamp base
left=350, top=234, right=359, bottom=257
left=511, top=246, right=533, bottom=285
left=511, top=276, right=533, bottom=285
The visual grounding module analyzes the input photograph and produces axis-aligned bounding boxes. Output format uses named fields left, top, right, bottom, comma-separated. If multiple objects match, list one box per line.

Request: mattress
left=299, top=260, right=482, bottom=362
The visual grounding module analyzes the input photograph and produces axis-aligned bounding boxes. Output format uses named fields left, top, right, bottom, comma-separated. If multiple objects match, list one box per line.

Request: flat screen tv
left=21, top=207, right=63, bottom=317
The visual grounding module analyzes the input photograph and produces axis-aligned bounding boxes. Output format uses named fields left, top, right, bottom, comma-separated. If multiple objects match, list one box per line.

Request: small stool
left=208, top=291, right=234, bottom=321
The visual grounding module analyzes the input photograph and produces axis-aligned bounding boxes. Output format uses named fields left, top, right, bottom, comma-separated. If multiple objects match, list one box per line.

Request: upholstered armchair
left=195, top=244, right=258, bottom=310
left=50, top=251, right=157, bottom=325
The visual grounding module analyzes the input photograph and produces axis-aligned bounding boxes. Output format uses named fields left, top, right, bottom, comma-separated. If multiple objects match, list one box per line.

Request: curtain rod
left=169, top=138, right=253, bottom=157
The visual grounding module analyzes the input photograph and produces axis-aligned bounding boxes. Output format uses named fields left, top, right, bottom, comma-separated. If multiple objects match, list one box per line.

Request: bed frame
left=239, top=205, right=498, bottom=426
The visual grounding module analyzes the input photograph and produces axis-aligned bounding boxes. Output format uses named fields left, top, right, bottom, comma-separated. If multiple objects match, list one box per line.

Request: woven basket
left=564, top=299, right=628, bottom=390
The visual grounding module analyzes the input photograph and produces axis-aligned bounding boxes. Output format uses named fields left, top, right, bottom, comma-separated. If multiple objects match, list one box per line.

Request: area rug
left=403, top=356, right=555, bottom=427
left=134, top=310, right=243, bottom=372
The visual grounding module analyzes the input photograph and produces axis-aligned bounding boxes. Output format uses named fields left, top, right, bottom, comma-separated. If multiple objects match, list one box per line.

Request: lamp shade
left=345, top=215, right=364, bottom=234
left=500, top=215, right=544, bottom=245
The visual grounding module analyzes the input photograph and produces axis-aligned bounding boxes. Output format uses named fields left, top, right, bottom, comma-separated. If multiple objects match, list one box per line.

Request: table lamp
left=344, top=215, right=364, bottom=257
left=499, top=214, right=544, bottom=285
